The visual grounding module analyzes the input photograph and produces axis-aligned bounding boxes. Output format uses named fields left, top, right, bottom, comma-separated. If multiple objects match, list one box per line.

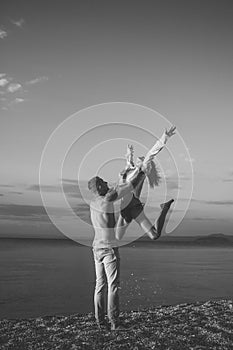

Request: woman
left=116, top=126, right=176, bottom=240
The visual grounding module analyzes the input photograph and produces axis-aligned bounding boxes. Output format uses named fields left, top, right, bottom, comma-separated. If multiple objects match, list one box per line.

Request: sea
left=0, top=239, right=232, bottom=319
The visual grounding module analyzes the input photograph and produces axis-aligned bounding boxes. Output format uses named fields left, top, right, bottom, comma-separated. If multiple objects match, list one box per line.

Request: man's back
left=89, top=170, right=145, bottom=248
left=90, top=195, right=118, bottom=248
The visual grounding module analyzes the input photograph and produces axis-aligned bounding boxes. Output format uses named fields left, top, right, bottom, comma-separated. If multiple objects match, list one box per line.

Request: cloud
left=0, top=194, right=4, bottom=196
left=8, top=191, right=23, bottom=195
left=185, top=157, right=195, bottom=163
left=67, top=192, right=84, bottom=199
left=0, top=29, right=7, bottom=39
left=179, top=175, right=191, bottom=181
left=0, top=73, right=49, bottom=110
left=27, top=182, right=86, bottom=200
left=0, top=204, right=49, bottom=222
left=190, top=216, right=217, bottom=221
left=26, top=76, right=49, bottom=85
left=0, top=204, right=74, bottom=223
left=179, top=198, right=233, bottom=206
left=0, top=78, right=9, bottom=87
left=0, top=184, right=23, bottom=195
left=204, top=200, right=233, bottom=206
left=191, top=198, right=233, bottom=206
left=167, top=180, right=180, bottom=190
left=28, top=184, right=60, bottom=192
left=179, top=152, right=195, bottom=163
left=27, top=181, right=93, bottom=211
left=0, top=76, right=26, bottom=108
left=7, top=83, right=22, bottom=93
left=164, top=177, right=180, bottom=190
left=72, top=203, right=91, bottom=224
left=11, top=18, right=25, bottom=27
left=62, top=178, right=79, bottom=184
left=0, top=203, right=88, bottom=224
left=10, top=98, right=25, bottom=105
left=222, top=179, right=233, bottom=183
left=222, top=170, right=233, bottom=182
left=164, top=171, right=191, bottom=184
left=3, top=97, right=26, bottom=109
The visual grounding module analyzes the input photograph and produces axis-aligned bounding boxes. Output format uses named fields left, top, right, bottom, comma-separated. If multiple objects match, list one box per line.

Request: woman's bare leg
left=116, top=178, right=145, bottom=239
left=134, top=211, right=157, bottom=240
left=115, top=215, right=130, bottom=240
left=134, top=199, right=174, bottom=240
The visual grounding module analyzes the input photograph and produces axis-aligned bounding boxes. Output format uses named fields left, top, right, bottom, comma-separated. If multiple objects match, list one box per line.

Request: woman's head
left=136, top=156, right=145, bottom=167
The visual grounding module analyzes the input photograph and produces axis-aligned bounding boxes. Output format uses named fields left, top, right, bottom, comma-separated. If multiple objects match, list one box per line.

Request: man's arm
left=106, top=169, right=145, bottom=202
left=142, top=126, right=176, bottom=170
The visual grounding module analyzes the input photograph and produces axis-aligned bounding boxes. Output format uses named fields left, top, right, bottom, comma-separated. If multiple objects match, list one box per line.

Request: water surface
left=0, top=239, right=232, bottom=319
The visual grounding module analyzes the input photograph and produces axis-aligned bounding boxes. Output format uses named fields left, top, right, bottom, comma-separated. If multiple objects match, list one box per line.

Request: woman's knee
left=116, top=226, right=127, bottom=240
left=135, top=212, right=153, bottom=232
left=148, top=226, right=160, bottom=240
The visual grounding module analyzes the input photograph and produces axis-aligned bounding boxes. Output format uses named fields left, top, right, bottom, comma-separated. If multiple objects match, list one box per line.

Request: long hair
left=147, top=160, right=161, bottom=188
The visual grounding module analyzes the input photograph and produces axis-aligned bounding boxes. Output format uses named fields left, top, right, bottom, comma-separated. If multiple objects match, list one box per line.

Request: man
left=88, top=169, right=145, bottom=331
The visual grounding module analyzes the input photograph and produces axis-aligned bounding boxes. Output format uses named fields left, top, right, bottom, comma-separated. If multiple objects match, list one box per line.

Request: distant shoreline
left=1, top=233, right=233, bottom=247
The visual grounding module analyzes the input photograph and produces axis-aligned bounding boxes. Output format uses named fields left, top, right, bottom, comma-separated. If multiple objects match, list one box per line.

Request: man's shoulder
left=90, top=191, right=116, bottom=205
left=105, top=187, right=118, bottom=202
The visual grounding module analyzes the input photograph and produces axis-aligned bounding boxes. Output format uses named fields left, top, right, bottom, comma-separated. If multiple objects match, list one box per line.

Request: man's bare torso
left=90, top=194, right=118, bottom=248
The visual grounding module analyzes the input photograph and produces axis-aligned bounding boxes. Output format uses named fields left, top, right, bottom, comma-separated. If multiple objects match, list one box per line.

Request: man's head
left=88, top=176, right=109, bottom=196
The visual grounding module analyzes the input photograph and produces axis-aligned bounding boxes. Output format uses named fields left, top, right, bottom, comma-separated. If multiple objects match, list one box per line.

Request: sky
left=1, top=0, right=233, bottom=240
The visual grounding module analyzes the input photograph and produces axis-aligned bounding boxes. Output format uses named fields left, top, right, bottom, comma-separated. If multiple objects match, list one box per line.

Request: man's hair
left=88, top=176, right=102, bottom=192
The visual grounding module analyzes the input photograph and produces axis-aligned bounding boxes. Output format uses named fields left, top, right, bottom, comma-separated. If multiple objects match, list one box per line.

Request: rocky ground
left=0, top=299, right=232, bottom=350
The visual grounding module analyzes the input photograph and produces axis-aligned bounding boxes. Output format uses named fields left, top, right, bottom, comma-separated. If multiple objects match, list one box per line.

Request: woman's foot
left=160, top=199, right=174, bottom=210
left=155, top=199, right=174, bottom=237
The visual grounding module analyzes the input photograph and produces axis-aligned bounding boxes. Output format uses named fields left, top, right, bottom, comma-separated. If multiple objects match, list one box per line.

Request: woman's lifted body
left=116, top=126, right=176, bottom=240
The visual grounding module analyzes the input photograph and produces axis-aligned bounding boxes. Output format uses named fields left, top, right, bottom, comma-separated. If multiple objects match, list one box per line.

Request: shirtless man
left=88, top=169, right=145, bottom=330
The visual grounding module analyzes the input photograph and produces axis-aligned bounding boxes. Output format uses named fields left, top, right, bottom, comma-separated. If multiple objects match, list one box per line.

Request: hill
left=135, top=233, right=233, bottom=246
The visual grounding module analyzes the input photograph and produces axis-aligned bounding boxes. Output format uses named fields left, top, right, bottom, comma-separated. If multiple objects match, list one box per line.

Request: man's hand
left=165, top=126, right=176, bottom=137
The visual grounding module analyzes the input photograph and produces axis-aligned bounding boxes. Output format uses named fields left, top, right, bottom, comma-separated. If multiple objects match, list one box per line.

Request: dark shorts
left=120, top=195, right=144, bottom=223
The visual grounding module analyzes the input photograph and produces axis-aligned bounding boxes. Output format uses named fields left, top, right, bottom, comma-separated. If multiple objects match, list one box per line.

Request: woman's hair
left=147, top=160, right=161, bottom=188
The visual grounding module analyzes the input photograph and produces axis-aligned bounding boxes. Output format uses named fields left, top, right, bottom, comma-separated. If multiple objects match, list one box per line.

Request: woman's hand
left=165, top=126, right=176, bottom=137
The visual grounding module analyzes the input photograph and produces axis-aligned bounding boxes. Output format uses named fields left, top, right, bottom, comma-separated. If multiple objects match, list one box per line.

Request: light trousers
left=93, top=247, right=120, bottom=325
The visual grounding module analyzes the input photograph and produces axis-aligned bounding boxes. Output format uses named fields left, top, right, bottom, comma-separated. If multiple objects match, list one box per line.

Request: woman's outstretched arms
left=142, top=126, right=176, bottom=171
left=125, top=144, right=134, bottom=168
